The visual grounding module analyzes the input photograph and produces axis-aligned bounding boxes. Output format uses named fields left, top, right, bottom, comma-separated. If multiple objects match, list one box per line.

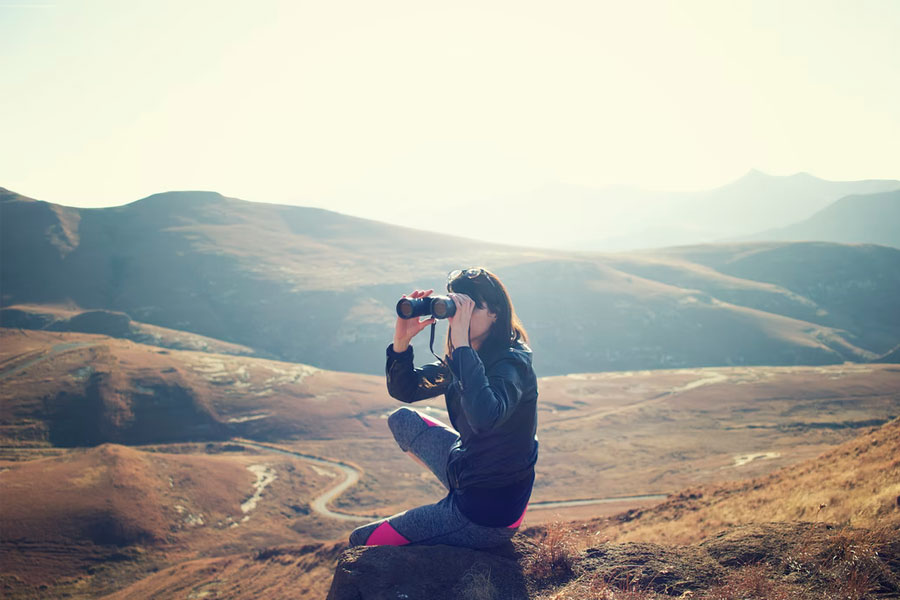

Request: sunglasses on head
left=447, top=268, right=497, bottom=292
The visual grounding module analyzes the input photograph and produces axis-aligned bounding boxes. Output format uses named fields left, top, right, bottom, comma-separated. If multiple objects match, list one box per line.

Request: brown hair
left=444, top=267, right=529, bottom=358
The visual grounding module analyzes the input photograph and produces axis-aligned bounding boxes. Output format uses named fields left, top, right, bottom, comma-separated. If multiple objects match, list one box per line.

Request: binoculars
left=396, top=295, right=457, bottom=320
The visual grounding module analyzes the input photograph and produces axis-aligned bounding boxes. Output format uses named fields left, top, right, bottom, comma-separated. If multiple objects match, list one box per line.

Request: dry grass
left=701, top=564, right=798, bottom=600
left=540, top=569, right=671, bottom=600
left=585, top=573, right=668, bottom=600
left=455, top=564, right=498, bottom=600
left=586, top=417, right=900, bottom=546
left=524, top=521, right=582, bottom=584
left=527, top=519, right=900, bottom=600
left=783, top=523, right=900, bottom=599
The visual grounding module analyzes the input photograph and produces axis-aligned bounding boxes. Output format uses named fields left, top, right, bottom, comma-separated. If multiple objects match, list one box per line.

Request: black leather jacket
left=385, top=341, right=539, bottom=491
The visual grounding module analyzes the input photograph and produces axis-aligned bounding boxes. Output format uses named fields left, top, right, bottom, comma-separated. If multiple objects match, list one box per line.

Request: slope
left=746, top=189, right=900, bottom=248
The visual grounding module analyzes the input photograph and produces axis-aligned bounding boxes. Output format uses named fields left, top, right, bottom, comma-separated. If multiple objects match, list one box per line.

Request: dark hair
left=445, top=268, right=529, bottom=357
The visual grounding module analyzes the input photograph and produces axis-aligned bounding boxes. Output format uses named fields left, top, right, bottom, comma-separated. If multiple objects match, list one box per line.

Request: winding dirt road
left=238, top=441, right=375, bottom=522
left=239, top=439, right=667, bottom=522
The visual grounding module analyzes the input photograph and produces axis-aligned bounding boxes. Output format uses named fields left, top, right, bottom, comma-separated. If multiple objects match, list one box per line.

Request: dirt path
left=550, top=370, right=730, bottom=431
left=237, top=440, right=375, bottom=522
left=529, top=494, right=668, bottom=510
left=240, top=440, right=668, bottom=522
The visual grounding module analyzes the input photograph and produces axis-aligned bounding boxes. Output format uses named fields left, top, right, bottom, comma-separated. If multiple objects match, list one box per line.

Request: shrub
left=525, top=521, right=579, bottom=584
left=701, top=564, right=797, bottom=600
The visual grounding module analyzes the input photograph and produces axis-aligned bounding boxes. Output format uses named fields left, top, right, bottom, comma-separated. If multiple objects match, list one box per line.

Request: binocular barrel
left=396, top=296, right=457, bottom=320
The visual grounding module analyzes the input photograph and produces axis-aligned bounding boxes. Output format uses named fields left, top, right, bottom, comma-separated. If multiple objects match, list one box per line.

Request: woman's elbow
left=387, top=385, right=417, bottom=404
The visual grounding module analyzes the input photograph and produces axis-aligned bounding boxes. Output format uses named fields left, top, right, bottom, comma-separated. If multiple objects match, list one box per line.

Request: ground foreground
left=327, top=522, right=900, bottom=600
left=3, top=329, right=899, bottom=598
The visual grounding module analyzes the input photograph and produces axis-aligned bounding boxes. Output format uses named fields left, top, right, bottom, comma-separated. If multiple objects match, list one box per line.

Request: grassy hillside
left=0, top=329, right=394, bottom=448
left=576, top=417, right=900, bottom=546
left=646, top=242, right=900, bottom=355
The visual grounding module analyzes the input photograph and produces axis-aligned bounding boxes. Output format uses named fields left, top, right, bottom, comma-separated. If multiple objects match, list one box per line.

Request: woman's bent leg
left=388, top=407, right=457, bottom=490
left=348, top=495, right=516, bottom=549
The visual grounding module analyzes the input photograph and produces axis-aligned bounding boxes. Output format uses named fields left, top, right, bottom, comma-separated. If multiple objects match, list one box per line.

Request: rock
left=326, top=541, right=530, bottom=600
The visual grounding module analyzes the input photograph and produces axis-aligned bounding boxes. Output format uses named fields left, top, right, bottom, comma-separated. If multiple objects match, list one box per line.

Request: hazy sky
left=2, top=0, right=899, bottom=223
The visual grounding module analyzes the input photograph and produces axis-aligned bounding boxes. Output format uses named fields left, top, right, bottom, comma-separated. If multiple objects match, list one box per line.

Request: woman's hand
left=393, top=289, right=436, bottom=352
left=448, top=293, right=476, bottom=349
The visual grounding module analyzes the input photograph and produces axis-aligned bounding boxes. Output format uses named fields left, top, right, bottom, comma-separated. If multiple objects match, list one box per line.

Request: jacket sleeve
left=449, top=346, right=526, bottom=434
left=385, top=344, right=451, bottom=403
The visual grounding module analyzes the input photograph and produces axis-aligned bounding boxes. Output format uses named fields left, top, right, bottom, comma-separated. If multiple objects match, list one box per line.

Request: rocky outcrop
left=326, top=540, right=531, bottom=600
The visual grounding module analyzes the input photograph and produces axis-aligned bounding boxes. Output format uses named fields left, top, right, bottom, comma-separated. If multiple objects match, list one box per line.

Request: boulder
left=326, top=541, right=530, bottom=600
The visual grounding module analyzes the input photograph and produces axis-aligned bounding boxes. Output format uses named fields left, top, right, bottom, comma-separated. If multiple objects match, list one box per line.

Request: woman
left=349, top=267, right=538, bottom=549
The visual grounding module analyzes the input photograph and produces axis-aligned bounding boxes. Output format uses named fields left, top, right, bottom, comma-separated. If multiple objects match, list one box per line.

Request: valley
left=2, top=327, right=898, bottom=597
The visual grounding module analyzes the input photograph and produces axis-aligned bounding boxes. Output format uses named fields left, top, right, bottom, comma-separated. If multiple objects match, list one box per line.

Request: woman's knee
left=349, top=519, right=411, bottom=547
left=349, top=522, right=374, bottom=547
left=387, top=407, right=421, bottom=450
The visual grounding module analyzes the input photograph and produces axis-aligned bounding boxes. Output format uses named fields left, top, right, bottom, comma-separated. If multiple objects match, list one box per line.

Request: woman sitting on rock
left=349, top=268, right=539, bottom=549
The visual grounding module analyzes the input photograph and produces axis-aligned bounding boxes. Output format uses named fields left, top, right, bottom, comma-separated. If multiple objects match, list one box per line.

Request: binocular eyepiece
left=396, top=295, right=457, bottom=320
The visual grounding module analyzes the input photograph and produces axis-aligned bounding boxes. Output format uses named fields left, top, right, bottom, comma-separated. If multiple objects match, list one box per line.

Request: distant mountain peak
left=739, top=169, right=821, bottom=183
left=132, top=190, right=228, bottom=204
left=123, top=190, right=235, bottom=215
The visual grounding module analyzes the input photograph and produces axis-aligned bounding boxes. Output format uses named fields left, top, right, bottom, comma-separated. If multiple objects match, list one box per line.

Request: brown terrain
left=0, top=303, right=255, bottom=356
left=102, top=417, right=900, bottom=599
left=2, top=183, right=899, bottom=599
left=2, top=326, right=899, bottom=597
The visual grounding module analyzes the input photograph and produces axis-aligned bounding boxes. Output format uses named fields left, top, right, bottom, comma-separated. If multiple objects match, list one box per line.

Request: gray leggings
left=348, top=407, right=520, bottom=549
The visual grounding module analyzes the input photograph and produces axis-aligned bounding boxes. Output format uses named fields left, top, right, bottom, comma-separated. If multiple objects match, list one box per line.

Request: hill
left=0, top=304, right=255, bottom=356
left=3, top=186, right=900, bottom=375
left=745, top=189, right=900, bottom=248
left=494, top=170, right=900, bottom=251
left=610, top=241, right=900, bottom=356
left=0, top=442, right=344, bottom=599
left=582, top=416, right=900, bottom=546
left=0, top=329, right=395, bottom=448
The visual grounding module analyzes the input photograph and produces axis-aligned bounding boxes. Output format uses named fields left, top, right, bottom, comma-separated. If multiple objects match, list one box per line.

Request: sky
left=2, top=0, right=899, bottom=228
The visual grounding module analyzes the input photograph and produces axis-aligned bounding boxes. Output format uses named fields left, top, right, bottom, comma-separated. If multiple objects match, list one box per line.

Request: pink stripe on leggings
left=365, top=521, right=410, bottom=546
left=419, top=413, right=445, bottom=428
left=507, top=505, right=528, bottom=528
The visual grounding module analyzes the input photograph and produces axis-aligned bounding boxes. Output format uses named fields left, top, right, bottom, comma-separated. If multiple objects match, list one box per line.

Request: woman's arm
left=449, top=347, right=526, bottom=433
left=386, top=344, right=451, bottom=402
left=386, top=288, right=449, bottom=402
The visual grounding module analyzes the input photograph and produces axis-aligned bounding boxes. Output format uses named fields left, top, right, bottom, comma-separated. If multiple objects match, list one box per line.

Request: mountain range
left=3, top=171, right=899, bottom=599
left=743, top=189, right=900, bottom=247
left=430, top=170, right=900, bottom=250
left=2, top=178, right=900, bottom=376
